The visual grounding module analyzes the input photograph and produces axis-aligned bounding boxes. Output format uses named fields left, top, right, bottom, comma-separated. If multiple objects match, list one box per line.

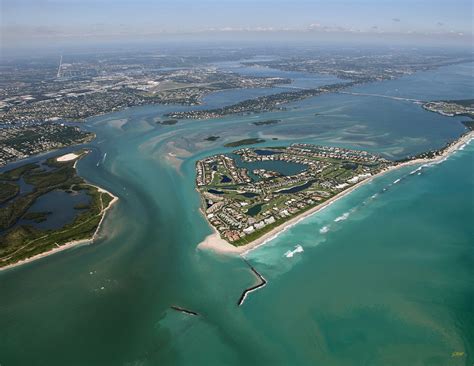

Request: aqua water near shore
left=198, top=131, right=474, bottom=256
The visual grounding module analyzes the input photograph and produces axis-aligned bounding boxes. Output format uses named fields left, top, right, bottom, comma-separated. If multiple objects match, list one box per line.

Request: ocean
left=0, top=62, right=472, bottom=365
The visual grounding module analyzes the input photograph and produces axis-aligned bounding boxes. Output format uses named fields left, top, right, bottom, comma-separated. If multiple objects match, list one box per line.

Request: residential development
left=196, top=144, right=392, bottom=245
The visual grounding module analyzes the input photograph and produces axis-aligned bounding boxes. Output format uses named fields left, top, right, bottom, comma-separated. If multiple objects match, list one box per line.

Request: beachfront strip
left=196, top=144, right=393, bottom=246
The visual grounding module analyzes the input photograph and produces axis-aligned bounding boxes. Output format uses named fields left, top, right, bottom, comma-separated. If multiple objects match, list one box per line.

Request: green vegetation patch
left=23, top=211, right=51, bottom=223
left=159, top=119, right=179, bottom=125
left=0, top=152, right=115, bottom=268
left=0, top=182, right=19, bottom=204
left=461, top=120, right=474, bottom=130
left=252, top=119, right=281, bottom=126
left=224, top=138, right=265, bottom=147
left=0, top=163, right=39, bottom=181
left=74, top=202, right=91, bottom=210
left=205, top=135, right=220, bottom=141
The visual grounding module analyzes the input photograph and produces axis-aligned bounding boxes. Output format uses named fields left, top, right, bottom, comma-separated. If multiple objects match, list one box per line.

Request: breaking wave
left=284, top=245, right=304, bottom=258
left=319, top=226, right=330, bottom=234
left=410, top=166, right=422, bottom=175
left=334, top=212, right=350, bottom=222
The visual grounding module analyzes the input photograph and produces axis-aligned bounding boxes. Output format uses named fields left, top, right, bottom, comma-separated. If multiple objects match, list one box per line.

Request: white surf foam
left=334, top=212, right=350, bottom=222
left=319, top=226, right=330, bottom=234
left=410, top=166, right=423, bottom=175
left=284, top=244, right=304, bottom=258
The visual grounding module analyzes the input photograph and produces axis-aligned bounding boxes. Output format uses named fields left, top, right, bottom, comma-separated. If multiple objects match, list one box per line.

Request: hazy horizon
left=1, top=0, right=473, bottom=56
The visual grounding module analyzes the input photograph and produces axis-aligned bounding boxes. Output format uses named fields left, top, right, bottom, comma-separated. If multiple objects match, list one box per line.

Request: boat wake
left=97, top=152, right=107, bottom=167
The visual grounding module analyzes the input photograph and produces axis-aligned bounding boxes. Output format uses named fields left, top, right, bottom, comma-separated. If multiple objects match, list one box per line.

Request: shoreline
left=0, top=184, right=119, bottom=272
left=197, top=130, right=474, bottom=257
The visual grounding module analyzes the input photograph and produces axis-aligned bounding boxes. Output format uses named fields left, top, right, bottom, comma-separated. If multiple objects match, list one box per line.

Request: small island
left=252, top=119, right=281, bottom=126
left=0, top=151, right=117, bottom=270
left=159, top=119, right=179, bottom=125
left=224, top=138, right=265, bottom=148
left=204, top=135, right=220, bottom=142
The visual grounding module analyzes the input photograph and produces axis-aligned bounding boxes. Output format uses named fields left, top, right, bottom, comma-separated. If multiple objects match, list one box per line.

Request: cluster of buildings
left=236, top=144, right=391, bottom=165
left=242, top=52, right=471, bottom=83
left=166, top=83, right=350, bottom=120
left=196, top=144, right=391, bottom=245
left=0, top=62, right=289, bottom=125
left=0, top=124, right=93, bottom=167
left=422, top=100, right=474, bottom=118
left=196, top=154, right=251, bottom=187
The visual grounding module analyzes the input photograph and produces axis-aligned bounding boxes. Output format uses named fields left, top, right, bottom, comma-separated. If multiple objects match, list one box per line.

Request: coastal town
left=242, top=50, right=471, bottom=82
left=0, top=58, right=289, bottom=125
left=422, top=99, right=474, bottom=118
left=166, top=82, right=357, bottom=119
left=196, top=144, right=392, bottom=245
left=0, top=123, right=93, bottom=167
left=1, top=50, right=471, bottom=167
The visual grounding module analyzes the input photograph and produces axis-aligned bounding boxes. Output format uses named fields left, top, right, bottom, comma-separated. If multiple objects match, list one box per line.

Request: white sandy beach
left=56, top=153, right=79, bottom=162
left=198, top=131, right=474, bottom=256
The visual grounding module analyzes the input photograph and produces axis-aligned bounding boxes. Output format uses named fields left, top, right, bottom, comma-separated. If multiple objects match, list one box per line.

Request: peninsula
left=422, top=99, right=474, bottom=119
left=196, top=143, right=392, bottom=247
left=0, top=151, right=117, bottom=270
left=197, top=132, right=474, bottom=254
left=165, top=82, right=358, bottom=120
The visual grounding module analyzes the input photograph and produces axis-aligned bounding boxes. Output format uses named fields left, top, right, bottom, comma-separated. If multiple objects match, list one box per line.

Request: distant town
left=0, top=66, right=289, bottom=125
left=1, top=48, right=472, bottom=166
left=241, top=51, right=471, bottom=82
left=423, top=99, right=474, bottom=118
left=166, top=82, right=357, bottom=119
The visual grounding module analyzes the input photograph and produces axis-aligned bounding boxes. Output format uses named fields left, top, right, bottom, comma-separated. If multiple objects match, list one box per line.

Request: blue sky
left=1, top=0, right=472, bottom=47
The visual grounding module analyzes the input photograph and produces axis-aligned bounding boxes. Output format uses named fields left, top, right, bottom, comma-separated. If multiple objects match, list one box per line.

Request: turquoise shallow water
left=0, top=63, right=472, bottom=365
